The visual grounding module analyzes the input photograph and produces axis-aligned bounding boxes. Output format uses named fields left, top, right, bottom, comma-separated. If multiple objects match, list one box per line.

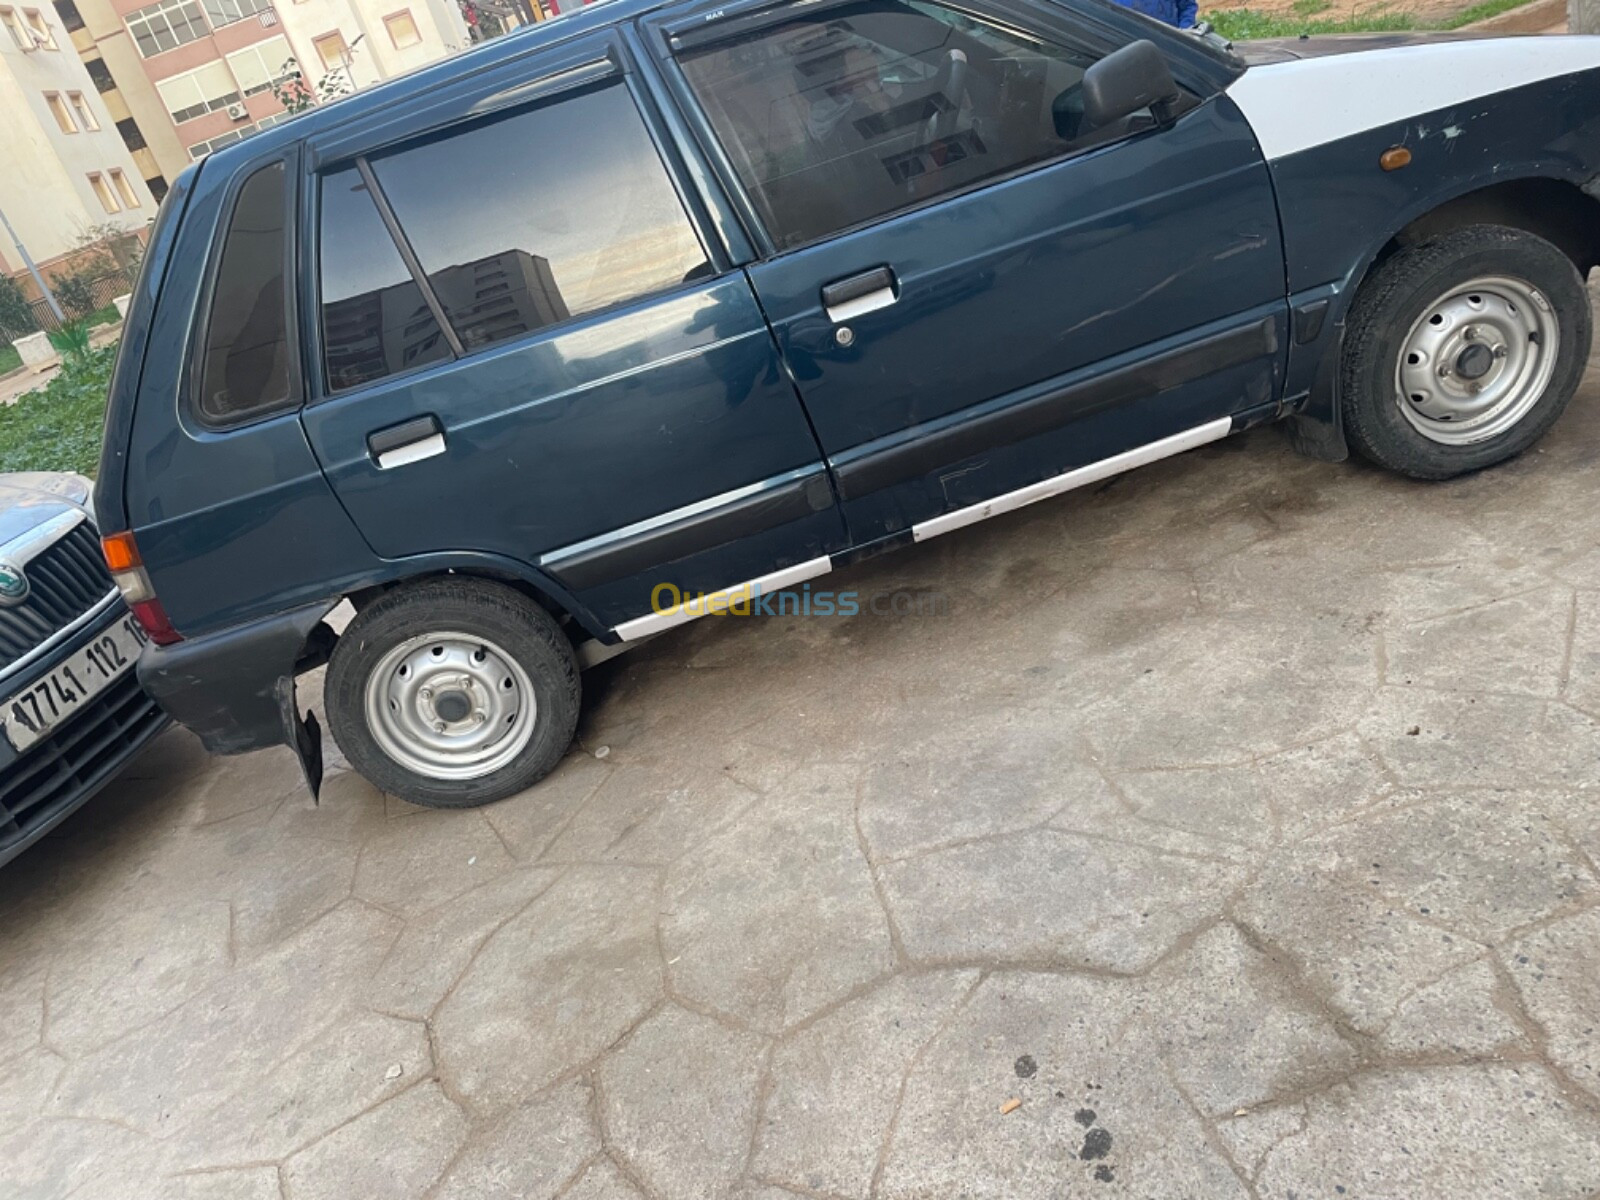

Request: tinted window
left=681, top=0, right=1136, bottom=248
left=369, top=83, right=709, bottom=352
left=319, top=166, right=450, bottom=391
left=198, top=162, right=292, bottom=423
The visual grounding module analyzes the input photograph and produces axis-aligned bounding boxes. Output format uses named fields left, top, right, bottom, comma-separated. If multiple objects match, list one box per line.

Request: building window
left=225, top=35, right=295, bottom=96
left=146, top=174, right=168, bottom=202
left=157, top=61, right=241, bottom=124
left=110, top=168, right=140, bottom=208
left=45, top=92, right=78, bottom=133
left=116, top=117, right=147, bottom=151
left=84, top=55, right=115, bottom=92
left=51, top=0, right=80, bottom=31
left=312, top=30, right=346, bottom=71
left=88, top=172, right=121, bottom=213
left=125, top=0, right=207, bottom=57
left=200, top=0, right=268, bottom=29
left=0, top=8, right=28, bottom=47
left=383, top=9, right=419, bottom=48
left=67, top=91, right=97, bottom=130
left=21, top=7, right=55, bottom=47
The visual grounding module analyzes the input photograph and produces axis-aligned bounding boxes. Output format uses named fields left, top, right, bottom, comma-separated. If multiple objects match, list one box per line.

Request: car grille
left=0, top=522, right=115, bottom=672
left=0, top=670, right=166, bottom=851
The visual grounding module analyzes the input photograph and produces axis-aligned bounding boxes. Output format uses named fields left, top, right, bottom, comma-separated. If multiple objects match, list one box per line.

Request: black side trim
left=830, top=529, right=914, bottom=569
left=1293, top=298, right=1330, bottom=345
left=835, top=316, right=1278, bottom=501
left=544, top=471, right=833, bottom=592
left=1230, top=399, right=1281, bottom=432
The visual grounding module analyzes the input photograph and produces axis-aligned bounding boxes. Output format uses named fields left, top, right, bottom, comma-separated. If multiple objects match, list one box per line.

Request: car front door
left=649, top=0, right=1288, bottom=545
left=298, top=41, right=846, bottom=634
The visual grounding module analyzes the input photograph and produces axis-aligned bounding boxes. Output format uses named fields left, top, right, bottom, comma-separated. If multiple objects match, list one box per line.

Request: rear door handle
left=822, top=266, right=898, bottom=323
left=368, top=414, right=445, bottom=470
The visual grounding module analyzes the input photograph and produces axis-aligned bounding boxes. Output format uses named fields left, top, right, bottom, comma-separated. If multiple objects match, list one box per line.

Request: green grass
left=1206, top=7, right=1418, bottom=37
left=1204, top=0, right=1536, bottom=38
left=1439, top=0, right=1534, bottom=25
left=0, top=343, right=115, bottom=478
left=84, top=302, right=120, bottom=329
left=0, top=344, right=18, bottom=376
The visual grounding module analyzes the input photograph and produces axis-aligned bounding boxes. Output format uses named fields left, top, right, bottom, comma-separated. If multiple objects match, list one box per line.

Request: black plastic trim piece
left=544, top=470, right=833, bottom=591
left=1293, top=298, right=1330, bottom=345
left=830, top=529, right=915, bottom=569
left=834, top=316, right=1278, bottom=500
left=1230, top=399, right=1281, bottom=432
left=354, top=157, right=465, bottom=359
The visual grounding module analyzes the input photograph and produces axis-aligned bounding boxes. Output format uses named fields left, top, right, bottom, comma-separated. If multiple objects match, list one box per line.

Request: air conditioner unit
left=226, top=103, right=247, bottom=120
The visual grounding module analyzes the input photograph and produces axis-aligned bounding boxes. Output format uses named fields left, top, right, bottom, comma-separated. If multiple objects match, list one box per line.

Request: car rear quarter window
left=679, top=0, right=1139, bottom=249
left=318, top=165, right=451, bottom=392
left=364, top=82, right=710, bottom=353
left=197, top=161, right=293, bottom=423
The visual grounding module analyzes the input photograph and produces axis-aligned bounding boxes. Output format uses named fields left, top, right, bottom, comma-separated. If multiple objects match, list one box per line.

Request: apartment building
left=55, top=0, right=467, bottom=180
left=0, top=1, right=155, bottom=269
left=275, top=0, right=468, bottom=96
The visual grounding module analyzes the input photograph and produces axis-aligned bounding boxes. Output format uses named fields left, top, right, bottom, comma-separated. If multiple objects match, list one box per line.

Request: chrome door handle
left=822, top=266, right=898, bottom=323
left=367, top=415, right=445, bottom=470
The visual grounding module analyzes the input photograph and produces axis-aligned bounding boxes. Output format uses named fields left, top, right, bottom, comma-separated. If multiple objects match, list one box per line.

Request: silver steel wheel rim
left=1395, top=274, right=1560, bottom=447
left=363, top=631, right=537, bottom=781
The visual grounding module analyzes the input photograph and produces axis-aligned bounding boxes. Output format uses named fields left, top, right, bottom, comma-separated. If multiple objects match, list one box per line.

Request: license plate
left=2, top=614, right=148, bottom=754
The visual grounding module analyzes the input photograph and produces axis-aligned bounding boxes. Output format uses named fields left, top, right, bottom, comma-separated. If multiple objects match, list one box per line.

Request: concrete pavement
left=3, top=284, right=1600, bottom=1198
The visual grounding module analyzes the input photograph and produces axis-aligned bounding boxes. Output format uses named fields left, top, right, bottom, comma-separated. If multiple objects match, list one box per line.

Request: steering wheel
left=924, top=49, right=969, bottom=145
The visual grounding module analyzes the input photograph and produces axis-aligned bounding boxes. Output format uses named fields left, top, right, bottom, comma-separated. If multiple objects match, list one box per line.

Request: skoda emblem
left=0, top=559, right=29, bottom=606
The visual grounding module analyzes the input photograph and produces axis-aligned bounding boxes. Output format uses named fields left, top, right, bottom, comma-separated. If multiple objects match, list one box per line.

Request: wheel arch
left=336, top=557, right=611, bottom=646
left=1371, top=177, right=1600, bottom=292
left=1289, top=173, right=1600, bottom=463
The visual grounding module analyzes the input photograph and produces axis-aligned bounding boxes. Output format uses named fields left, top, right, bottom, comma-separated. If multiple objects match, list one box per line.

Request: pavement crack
left=1160, top=1057, right=1261, bottom=1200
left=867, top=969, right=985, bottom=1197
left=853, top=776, right=911, bottom=969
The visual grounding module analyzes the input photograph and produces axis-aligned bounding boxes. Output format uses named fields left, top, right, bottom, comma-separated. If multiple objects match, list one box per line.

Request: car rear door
left=644, top=0, right=1288, bottom=545
left=297, top=35, right=846, bottom=634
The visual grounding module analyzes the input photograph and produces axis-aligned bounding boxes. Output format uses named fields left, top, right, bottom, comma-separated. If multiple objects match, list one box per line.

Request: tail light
left=100, top=531, right=181, bottom=645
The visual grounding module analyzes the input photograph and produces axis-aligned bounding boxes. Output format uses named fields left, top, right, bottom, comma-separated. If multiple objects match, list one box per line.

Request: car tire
left=1340, top=224, right=1592, bottom=480
left=324, top=577, right=580, bottom=809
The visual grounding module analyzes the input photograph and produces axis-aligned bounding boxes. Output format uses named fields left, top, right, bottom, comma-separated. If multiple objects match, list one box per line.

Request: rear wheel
left=325, top=578, right=580, bottom=808
left=1340, top=225, right=1592, bottom=480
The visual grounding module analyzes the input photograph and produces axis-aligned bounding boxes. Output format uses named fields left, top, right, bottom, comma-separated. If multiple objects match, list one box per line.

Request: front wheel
left=325, top=578, right=580, bottom=808
left=1340, top=225, right=1593, bottom=480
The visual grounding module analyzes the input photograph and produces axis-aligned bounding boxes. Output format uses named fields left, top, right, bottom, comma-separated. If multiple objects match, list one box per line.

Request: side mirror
left=1081, top=40, right=1182, bottom=131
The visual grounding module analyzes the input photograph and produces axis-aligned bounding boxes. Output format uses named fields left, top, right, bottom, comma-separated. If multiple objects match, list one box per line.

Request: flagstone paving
left=4, top=283, right=1600, bottom=1198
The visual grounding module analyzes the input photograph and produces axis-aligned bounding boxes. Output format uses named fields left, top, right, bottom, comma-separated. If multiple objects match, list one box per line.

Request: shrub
left=48, top=319, right=93, bottom=360
left=53, top=271, right=99, bottom=321
left=0, top=343, right=117, bottom=478
left=0, top=275, right=38, bottom=341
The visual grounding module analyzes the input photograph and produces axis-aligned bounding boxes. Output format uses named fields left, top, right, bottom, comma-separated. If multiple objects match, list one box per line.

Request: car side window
left=198, top=161, right=293, bottom=423
left=319, top=165, right=451, bottom=393
left=360, top=82, right=711, bottom=356
left=679, top=0, right=1151, bottom=250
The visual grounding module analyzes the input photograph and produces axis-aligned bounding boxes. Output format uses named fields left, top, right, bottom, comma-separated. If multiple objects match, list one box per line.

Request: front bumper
left=136, top=600, right=335, bottom=797
left=0, top=599, right=170, bottom=867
